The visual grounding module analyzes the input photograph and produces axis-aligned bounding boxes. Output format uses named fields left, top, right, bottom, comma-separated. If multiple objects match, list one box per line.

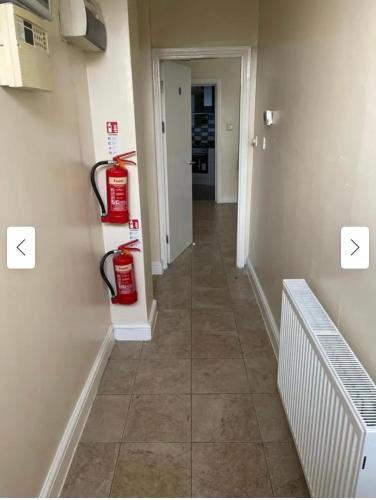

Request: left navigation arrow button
left=7, top=227, right=36, bottom=269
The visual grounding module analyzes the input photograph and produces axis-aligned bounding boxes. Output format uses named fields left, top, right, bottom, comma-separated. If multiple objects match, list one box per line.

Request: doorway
left=153, top=47, right=252, bottom=270
left=192, top=84, right=216, bottom=202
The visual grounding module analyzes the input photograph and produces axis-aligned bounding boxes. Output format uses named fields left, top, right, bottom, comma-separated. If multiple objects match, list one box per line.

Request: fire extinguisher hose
left=99, top=250, right=120, bottom=298
left=90, top=160, right=111, bottom=216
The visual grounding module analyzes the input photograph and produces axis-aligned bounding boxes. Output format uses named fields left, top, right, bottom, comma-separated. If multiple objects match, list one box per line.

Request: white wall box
left=0, top=0, right=52, bottom=20
left=59, top=0, right=107, bottom=52
left=0, top=3, right=52, bottom=90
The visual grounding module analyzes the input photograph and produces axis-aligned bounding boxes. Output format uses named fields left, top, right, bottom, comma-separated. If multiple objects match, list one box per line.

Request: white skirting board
left=246, top=257, right=280, bottom=357
left=39, top=325, right=115, bottom=498
left=152, top=261, right=163, bottom=275
left=217, top=196, right=238, bottom=204
left=113, top=299, right=158, bottom=341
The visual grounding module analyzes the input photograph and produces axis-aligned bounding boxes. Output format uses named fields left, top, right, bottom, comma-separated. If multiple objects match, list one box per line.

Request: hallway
left=62, top=202, right=308, bottom=498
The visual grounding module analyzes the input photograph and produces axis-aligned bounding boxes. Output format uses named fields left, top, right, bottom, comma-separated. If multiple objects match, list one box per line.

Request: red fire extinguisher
left=100, top=240, right=140, bottom=305
left=90, top=151, right=136, bottom=224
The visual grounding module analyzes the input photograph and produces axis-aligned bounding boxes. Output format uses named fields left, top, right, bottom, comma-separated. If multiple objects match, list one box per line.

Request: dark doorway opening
left=191, top=85, right=216, bottom=201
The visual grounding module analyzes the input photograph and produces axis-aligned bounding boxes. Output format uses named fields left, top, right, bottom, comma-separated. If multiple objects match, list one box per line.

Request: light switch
left=226, top=123, right=233, bottom=131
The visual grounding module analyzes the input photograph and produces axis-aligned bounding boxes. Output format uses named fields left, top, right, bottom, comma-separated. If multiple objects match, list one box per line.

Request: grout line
left=262, top=441, right=277, bottom=497
left=109, top=341, right=143, bottom=495
left=216, top=209, right=277, bottom=494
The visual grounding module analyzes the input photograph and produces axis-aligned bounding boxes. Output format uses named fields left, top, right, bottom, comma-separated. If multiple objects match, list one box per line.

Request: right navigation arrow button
left=341, top=227, right=369, bottom=269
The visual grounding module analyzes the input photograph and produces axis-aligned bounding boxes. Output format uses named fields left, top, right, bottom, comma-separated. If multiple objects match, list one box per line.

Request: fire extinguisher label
left=109, top=177, right=127, bottom=212
left=109, top=177, right=127, bottom=185
left=115, top=264, right=132, bottom=273
left=115, top=265, right=136, bottom=293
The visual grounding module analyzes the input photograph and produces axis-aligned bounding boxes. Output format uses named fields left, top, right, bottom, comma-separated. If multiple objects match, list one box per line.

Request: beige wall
left=191, top=58, right=241, bottom=203
left=250, top=0, right=376, bottom=379
left=132, top=0, right=259, bottom=267
left=150, top=0, right=259, bottom=48
left=0, top=0, right=110, bottom=495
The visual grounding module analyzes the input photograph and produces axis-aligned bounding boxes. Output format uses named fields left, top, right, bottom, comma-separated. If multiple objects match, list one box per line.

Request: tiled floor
left=62, top=202, right=309, bottom=498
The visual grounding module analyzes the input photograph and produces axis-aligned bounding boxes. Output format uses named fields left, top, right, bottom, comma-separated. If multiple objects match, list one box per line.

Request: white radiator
left=278, top=279, right=376, bottom=498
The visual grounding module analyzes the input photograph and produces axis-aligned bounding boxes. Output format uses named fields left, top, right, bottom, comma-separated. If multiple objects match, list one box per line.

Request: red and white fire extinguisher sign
left=90, top=151, right=136, bottom=224
left=100, top=240, right=140, bottom=305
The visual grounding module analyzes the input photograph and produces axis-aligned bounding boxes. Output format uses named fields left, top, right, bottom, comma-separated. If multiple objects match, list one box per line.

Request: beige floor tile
left=193, top=227, right=217, bottom=243
left=157, top=308, right=191, bottom=332
left=192, top=244, right=222, bottom=266
left=124, top=394, right=191, bottom=442
left=192, top=308, right=237, bottom=334
left=98, top=360, right=138, bottom=395
left=157, top=272, right=189, bottom=289
left=192, top=333, right=242, bottom=358
left=192, top=266, right=227, bottom=288
left=133, top=359, right=191, bottom=394
left=192, top=358, right=249, bottom=393
left=192, top=443, right=273, bottom=497
left=156, top=282, right=192, bottom=310
left=62, top=443, right=119, bottom=498
left=233, top=302, right=266, bottom=331
left=81, top=395, right=130, bottom=443
left=193, top=218, right=216, bottom=231
left=265, top=442, right=309, bottom=497
left=110, top=341, right=143, bottom=360
left=221, top=247, right=236, bottom=261
left=192, top=394, right=261, bottom=442
left=160, top=250, right=192, bottom=279
left=238, top=328, right=275, bottom=357
left=222, top=255, right=237, bottom=271
left=192, top=286, right=232, bottom=309
left=111, top=443, right=191, bottom=497
left=245, top=354, right=278, bottom=393
left=142, top=331, right=191, bottom=359
left=228, top=281, right=257, bottom=303
left=253, top=394, right=293, bottom=442
left=225, top=266, right=248, bottom=281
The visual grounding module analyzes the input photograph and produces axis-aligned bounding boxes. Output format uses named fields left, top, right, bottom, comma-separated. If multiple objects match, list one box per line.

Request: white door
left=162, top=60, right=193, bottom=263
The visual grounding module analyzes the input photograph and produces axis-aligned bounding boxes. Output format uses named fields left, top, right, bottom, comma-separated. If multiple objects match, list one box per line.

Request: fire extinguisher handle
left=90, top=160, right=111, bottom=216
left=99, top=250, right=120, bottom=299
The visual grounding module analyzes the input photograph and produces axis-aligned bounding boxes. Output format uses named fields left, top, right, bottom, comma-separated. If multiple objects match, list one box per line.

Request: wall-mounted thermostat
left=0, top=3, right=52, bottom=90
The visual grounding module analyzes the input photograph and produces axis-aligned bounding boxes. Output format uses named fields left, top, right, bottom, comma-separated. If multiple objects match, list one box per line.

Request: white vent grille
left=285, top=279, right=337, bottom=334
left=318, top=335, right=376, bottom=427
left=279, top=279, right=376, bottom=498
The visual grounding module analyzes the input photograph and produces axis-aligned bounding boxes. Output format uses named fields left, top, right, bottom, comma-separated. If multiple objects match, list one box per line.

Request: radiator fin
left=318, top=335, right=376, bottom=427
left=279, top=280, right=376, bottom=498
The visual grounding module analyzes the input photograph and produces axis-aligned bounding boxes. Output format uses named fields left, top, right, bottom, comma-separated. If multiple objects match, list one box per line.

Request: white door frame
left=191, top=79, right=221, bottom=204
left=152, top=46, right=253, bottom=270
